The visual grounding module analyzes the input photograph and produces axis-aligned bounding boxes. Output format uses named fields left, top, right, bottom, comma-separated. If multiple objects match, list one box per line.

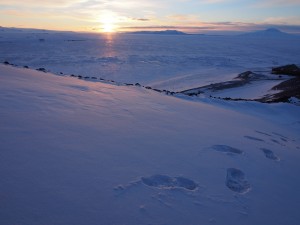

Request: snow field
left=0, top=65, right=300, bottom=225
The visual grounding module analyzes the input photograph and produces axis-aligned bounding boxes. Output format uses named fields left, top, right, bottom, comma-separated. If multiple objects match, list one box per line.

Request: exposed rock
left=260, top=77, right=300, bottom=103
left=36, top=68, right=46, bottom=72
left=235, top=71, right=263, bottom=80
left=181, top=68, right=299, bottom=104
left=272, top=64, right=300, bottom=76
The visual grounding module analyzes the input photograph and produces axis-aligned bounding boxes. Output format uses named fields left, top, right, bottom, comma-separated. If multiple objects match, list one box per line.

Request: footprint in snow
left=244, top=136, right=264, bottom=142
left=280, top=137, right=288, bottom=142
left=261, top=148, right=280, bottom=161
left=141, top=174, right=198, bottom=191
left=255, top=130, right=272, bottom=137
left=212, top=145, right=243, bottom=155
left=272, top=132, right=288, bottom=139
left=255, top=131, right=289, bottom=145
left=270, top=139, right=285, bottom=146
left=226, top=168, right=251, bottom=194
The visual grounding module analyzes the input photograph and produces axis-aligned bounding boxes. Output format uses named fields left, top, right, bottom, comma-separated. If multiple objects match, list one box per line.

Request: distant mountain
left=0, top=27, right=52, bottom=33
left=126, top=30, right=188, bottom=35
left=239, top=28, right=295, bottom=38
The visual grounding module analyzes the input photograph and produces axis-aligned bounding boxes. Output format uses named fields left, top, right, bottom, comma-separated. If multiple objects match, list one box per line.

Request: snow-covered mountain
left=1, top=65, right=300, bottom=225
left=126, top=30, right=188, bottom=35
left=240, top=28, right=295, bottom=38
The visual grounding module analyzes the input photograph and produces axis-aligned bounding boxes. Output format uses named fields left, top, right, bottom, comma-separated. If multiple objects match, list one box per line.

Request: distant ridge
left=239, top=28, right=294, bottom=38
left=126, top=30, right=188, bottom=35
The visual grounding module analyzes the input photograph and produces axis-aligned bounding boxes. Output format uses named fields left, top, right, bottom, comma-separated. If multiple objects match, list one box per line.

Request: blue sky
left=1, top=0, right=300, bottom=33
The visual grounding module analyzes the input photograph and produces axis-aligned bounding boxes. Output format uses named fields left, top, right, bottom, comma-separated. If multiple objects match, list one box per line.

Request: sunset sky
left=1, top=0, right=300, bottom=33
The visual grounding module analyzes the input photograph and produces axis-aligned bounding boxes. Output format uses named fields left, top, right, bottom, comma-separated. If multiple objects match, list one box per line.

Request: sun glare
left=101, top=14, right=117, bottom=33
left=103, top=23, right=115, bottom=33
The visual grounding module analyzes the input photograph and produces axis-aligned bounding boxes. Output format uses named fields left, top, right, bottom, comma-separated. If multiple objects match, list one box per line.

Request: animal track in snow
left=212, top=145, right=243, bottom=155
left=226, top=168, right=250, bottom=194
left=244, top=136, right=264, bottom=142
left=261, top=148, right=280, bottom=161
left=141, top=174, right=198, bottom=191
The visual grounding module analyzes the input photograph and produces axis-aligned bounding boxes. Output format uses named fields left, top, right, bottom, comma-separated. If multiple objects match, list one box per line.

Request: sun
left=101, top=15, right=117, bottom=33
left=103, top=22, right=115, bottom=33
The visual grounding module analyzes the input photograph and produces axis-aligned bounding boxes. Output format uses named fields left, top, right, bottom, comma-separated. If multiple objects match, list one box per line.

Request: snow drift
left=0, top=65, right=300, bottom=225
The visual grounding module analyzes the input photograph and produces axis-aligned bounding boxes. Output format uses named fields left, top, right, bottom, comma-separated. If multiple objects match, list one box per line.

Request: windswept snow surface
left=0, top=65, right=300, bottom=225
left=1, top=29, right=300, bottom=91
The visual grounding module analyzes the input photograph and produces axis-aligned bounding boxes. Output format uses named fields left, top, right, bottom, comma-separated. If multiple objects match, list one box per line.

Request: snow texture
left=0, top=65, right=300, bottom=225
left=0, top=29, right=300, bottom=225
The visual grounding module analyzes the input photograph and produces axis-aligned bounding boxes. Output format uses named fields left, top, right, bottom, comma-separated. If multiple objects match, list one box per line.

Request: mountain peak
left=126, top=30, right=188, bottom=35
left=240, top=28, right=292, bottom=38
left=264, top=28, right=283, bottom=33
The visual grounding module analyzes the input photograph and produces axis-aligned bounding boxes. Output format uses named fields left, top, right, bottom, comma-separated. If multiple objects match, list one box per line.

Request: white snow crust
left=1, top=65, right=300, bottom=225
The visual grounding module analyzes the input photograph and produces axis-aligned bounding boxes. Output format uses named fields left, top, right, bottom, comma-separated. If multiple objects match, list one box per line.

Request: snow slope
left=1, top=65, right=300, bottom=225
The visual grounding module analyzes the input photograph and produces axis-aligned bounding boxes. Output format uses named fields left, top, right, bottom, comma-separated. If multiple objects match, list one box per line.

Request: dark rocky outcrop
left=260, top=77, right=300, bottom=103
left=272, top=64, right=300, bottom=76
left=36, top=68, right=46, bottom=72
left=182, top=71, right=269, bottom=96
left=153, top=89, right=162, bottom=93
left=235, top=71, right=264, bottom=80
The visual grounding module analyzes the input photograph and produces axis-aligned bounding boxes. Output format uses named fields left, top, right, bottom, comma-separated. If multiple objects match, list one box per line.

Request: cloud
left=130, top=18, right=150, bottom=21
left=256, top=0, right=300, bottom=7
left=119, top=21, right=300, bottom=34
left=167, top=14, right=199, bottom=22
left=1, top=0, right=300, bottom=33
left=0, top=0, right=81, bottom=7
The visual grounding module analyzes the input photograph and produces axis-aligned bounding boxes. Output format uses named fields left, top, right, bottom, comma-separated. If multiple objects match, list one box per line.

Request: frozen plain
left=1, top=28, right=300, bottom=91
left=0, top=29, right=300, bottom=225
